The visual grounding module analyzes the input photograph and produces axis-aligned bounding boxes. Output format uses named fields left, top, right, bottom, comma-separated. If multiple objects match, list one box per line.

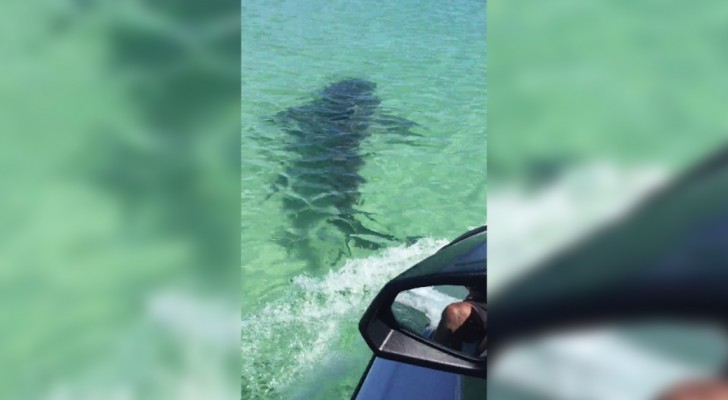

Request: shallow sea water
left=241, top=0, right=487, bottom=398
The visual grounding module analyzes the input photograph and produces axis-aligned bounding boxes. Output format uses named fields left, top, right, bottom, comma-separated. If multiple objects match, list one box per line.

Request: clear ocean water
left=241, top=0, right=486, bottom=398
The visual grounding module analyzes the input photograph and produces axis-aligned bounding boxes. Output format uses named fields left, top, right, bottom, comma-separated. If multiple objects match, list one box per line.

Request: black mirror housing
left=358, top=227, right=487, bottom=378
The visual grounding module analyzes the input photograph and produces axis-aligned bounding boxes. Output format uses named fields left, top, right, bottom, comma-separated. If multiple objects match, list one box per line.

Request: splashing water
left=241, top=238, right=449, bottom=399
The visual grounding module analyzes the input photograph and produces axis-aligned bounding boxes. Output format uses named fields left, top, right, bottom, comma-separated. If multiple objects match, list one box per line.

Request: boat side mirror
left=359, top=277, right=486, bottom=378
left=359, top=226, right=487, bottom=378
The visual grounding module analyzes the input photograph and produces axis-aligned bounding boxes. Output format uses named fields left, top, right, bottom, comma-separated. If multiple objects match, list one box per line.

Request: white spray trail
left=240, top=238, right=449, bottom=399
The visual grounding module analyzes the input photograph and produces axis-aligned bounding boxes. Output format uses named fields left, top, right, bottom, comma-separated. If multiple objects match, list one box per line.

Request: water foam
left=240, top=238, right=448, bottom=399
left=489, top=161, right=669, bottom=293
left=494, top=330, right=705, bottom=400
left=41, top=289, right=240, bottom=400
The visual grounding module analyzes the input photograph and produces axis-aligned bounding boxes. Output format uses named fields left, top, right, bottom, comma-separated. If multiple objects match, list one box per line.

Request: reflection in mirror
left=392, top=285, right=486, bottom=358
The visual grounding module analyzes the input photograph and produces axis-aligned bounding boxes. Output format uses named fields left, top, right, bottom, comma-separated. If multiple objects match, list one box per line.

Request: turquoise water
left=241, top=0, right=486, bottom=398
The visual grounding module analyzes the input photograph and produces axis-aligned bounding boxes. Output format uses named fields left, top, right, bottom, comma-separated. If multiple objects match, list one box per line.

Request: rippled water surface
left=242, top=0, right=486, bottom=398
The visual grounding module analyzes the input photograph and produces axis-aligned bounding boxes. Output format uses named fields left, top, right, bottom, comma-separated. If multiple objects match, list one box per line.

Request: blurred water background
left=0, top=1, right=240, bottom=399
left=14, top=0, right=728, bottom=399
left=489, top=1, right=728, bottom=399
left=241, top=0, right=486, bottom=398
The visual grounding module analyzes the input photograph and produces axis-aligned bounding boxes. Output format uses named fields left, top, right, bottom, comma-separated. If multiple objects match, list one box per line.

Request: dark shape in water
left=269, top=78, right=421, bottom=267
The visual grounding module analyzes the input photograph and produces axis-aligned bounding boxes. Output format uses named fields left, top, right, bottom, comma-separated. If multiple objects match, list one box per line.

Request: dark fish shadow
left=263, top=78, right=424, bottom=269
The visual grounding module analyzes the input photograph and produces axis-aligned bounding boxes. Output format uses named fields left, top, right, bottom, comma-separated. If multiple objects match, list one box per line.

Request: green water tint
left=242, top=0, right=486, bottom=397
left=242, top=0, right=487, bottom=306
left=2, top=1, right=240, bottom=398
left=489, top=0, right=728, bottom=186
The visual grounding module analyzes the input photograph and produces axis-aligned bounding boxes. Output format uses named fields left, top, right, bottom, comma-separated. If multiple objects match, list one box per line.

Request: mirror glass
left=392, top=285, right=486, bottom=358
